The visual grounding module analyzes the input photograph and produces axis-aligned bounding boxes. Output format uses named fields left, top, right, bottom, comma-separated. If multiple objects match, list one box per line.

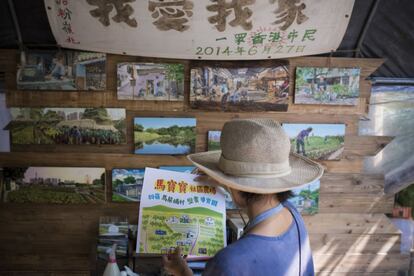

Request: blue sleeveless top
left=203, top=201, right=314, bottom=276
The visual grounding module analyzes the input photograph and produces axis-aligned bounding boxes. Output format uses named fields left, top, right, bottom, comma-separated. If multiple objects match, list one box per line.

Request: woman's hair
left=239, top=190, right=293, bottom=205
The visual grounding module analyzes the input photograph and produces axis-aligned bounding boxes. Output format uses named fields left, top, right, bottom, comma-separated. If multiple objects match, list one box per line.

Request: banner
left=45, top=0, right=354, bottom=60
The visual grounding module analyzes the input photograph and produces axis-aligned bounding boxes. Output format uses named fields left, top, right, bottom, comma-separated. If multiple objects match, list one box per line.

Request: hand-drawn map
left=137, top=168, right=226, bottom=257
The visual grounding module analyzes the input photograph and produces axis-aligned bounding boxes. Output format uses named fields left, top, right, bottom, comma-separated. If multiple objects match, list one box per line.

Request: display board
left=0, top=50, right=409, bottom=274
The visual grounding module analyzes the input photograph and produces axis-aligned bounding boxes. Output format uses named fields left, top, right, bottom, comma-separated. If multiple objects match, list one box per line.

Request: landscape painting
left=159, top=166, right=197, bottom=174
left=1, top=167, right=105, bottom=204
left=134, top=117, right=196, bottom=155
left=8, top=108, right=126, bottom=145
left=295, top=67, right=360, bottom=105
left=17, top=50, right=106, bottom=90
left=117, top=63, right=184, bottom=101
left=208, top=131, right=221, bottom=151
left=282, top=123, right=346, bottom=160
left=190, top=65, right=289, bottom=111
left=288, top=180, right=320, bottom=215
left=112, top=169, right=145, bottom=202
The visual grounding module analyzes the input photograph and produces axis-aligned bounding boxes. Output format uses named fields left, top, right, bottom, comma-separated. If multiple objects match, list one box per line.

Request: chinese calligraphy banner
left=137, top=168, right=226, bottom=257
left=45, top=0, right=355, bottom=60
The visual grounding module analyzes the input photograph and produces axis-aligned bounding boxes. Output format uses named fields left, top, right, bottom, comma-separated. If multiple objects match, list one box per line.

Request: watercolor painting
left=190, top=65, right=289, bottom=111
left=112, top=169, right=145, bottom=202
left=117, top=63, right=184, bottom=101
left=282, top=123, right=346, bottom=160
left=288, top=180, right=320, bottom=215
left=1, top=167, right=105, bottom=204
left=8, top=108, right=126, bottom=145
left=134, top=117, right=196, bottom=155
left=295, top=67, right=360, bottom=105
left=17, top=50, right=106, bottom=90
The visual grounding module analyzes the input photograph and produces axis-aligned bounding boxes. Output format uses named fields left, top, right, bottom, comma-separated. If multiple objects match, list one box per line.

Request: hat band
left=218, top=155, right=292, bottom=178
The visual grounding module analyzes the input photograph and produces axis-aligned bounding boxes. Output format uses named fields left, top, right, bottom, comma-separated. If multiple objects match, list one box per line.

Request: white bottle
left=103, top=244, right=121, bottom=276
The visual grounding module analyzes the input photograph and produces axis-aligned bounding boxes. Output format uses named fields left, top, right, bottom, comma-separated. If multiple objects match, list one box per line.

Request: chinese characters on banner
left=45, top=0, right=355, bottom=60
left=137, top=168, right=226, bottom=257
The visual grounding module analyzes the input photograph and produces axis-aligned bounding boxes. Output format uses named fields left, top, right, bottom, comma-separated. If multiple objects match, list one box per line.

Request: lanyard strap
left=242, top=203, right=284, bottom=235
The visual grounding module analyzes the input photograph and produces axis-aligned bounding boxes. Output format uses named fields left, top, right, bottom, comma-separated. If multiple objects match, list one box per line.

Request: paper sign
left=45, top=0, right=354, bottom=60
left=137, top=168, right=226, bottom=257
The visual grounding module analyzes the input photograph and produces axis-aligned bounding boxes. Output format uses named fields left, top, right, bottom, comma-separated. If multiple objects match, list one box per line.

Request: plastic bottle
left=103, top=244, right=121, bottom=276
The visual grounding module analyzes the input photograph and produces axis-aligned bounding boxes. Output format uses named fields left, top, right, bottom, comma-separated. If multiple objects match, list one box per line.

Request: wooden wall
left=0, top=49, right=410, bottom=275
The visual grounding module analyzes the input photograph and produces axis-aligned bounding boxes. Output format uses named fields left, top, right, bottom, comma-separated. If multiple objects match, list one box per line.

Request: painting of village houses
left=117, top=63, right=184, bottom=101
left=190, top=65, right=289, bottom=111
left=288, top=180, right=320, bottom=215
left=282, top=123, right=346, bottom=161
left=7, top=107, right=126, bottom=145
left=111, top=169, right=145, bottom=202
left=17, top=50, right=106, bottom=90
left=0, top=167, right=105, bottom=204
left=295, top=67, right=360, bottom=105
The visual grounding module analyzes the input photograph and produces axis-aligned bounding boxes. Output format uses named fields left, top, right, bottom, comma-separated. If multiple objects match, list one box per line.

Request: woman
left=163, top=118, right=324, bottom=276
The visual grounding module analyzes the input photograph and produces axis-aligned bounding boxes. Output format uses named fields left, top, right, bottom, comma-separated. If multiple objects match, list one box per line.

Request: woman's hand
left=162, top=247, right=193, bottom=276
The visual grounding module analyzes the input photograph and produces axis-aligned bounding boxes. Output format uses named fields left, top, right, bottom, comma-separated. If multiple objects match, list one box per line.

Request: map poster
left=137, top=168, right=226, bottom=258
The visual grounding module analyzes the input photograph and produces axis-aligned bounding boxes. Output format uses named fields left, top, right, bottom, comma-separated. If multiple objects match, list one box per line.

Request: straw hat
left=187, top=118, right=324, bottom=194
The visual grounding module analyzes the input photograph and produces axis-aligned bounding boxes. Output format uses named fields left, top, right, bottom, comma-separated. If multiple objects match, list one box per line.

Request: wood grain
left=0, top=50, right=408, bottom=274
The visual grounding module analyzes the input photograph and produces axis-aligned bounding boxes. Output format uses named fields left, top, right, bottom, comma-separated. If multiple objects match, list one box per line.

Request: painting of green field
left=207, top=131, right=221, bottom=151
left=139, top=205, right=225, bottom=256
left=282, top=123, right=345, bottom=160
left=1, top=167, right=105, bottom=204
left=134, top=117, right=196, bottom=154
left=8, top=107, right=126, bottom=145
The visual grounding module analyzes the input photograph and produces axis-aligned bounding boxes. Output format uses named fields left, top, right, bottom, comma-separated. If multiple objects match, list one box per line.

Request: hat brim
left=187, top=150, right=324, bottom=194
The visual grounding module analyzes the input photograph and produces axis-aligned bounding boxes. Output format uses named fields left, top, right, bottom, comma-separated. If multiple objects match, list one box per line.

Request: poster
left=137, top=168, right=226, bottom=257
left=288, top=180, right=320, bottom=215
left=45, top=0, right=355, bottom=60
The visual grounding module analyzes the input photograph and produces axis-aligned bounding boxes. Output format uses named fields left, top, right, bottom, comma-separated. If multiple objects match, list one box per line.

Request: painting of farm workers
left=295, top=67, right=360, bottom=105
left=190, top=66, right=289, bottom=111
left=17, top=50, right=106, bottom=90
left=282, top=123, right=346, bottom=160
left=7, top=108, right=126, bottom=145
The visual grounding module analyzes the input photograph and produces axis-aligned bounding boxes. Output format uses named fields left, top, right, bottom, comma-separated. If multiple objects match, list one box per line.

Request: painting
left=294, top=67, right=360, bottom=105
left=288, top=180, right=320, bottom=215
left=117, top=63, right=184, bottom=101
left=208, top=131, right=221, bottom=151
left=282, top=123, right=346, bottom=160
left=112, top=169, right=145, bottom=202
left=134, top=117, right=196, bottom=155
left=1, top=167, right=105, bottom=204
left=7, top=108, right=126, bottom=145
left=159, top=166, right=197, bottom=174
left=190, top=65, right=289, bottom=111
left=17, top=50, right=106, bottom=90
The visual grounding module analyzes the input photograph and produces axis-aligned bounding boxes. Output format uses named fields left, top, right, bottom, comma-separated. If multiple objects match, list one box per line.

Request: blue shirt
left=203, top=201, right=314, bottom=276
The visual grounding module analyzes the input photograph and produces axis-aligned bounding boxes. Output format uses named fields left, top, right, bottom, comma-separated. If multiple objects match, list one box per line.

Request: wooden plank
left=344, top=136, right=394, bottom=157
left=0, top=152, right=363, bottom=173
left=314, top=253, right=410, bottom=273
left=319, top=194, right=394, bottom=214
left=320, top=173, right=385, bottom=194
left=0, top=255, right=91, bottom=271
left=310, top=233, right=401, bottom=255
left=304, top=214, right=401, bottom=235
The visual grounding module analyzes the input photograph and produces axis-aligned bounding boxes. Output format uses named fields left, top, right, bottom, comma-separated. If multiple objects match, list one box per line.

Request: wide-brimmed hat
left=187, top=118, right=324, bottom=194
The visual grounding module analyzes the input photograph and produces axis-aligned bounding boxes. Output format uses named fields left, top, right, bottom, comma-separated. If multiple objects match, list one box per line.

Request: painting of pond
left=134, top=117, right=196, bottom=155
